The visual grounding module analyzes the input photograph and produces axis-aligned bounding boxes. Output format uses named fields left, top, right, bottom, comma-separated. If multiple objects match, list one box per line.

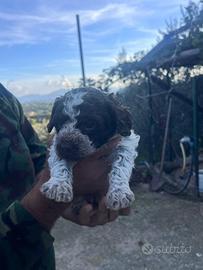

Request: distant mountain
left=18, top=89, right=68, bottom=103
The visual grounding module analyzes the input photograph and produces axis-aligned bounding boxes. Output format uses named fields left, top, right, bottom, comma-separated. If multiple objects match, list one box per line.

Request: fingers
left=99, top=197, right=119, bottom=222
left=78, top=204, right=93, bottom=225
left=88, top=198, right=118, bottom=226
left=78, top=198, right=130, bottom=226
left=62, top=206, right=78, bottom=223
left=63, top=202, right=94, bottom=225
left=108, top=210, right=119, bottom=222
left=89, top=135, right=121, bottom=159
left=98, top=197, right=107, bottom=211
left=62, top=197, right=131, bottom=227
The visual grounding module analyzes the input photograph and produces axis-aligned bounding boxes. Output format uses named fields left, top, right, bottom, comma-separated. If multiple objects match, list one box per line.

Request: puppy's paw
left=40, top=178, right=73, bottom=202
left=106, top=187, right=135, bottom=210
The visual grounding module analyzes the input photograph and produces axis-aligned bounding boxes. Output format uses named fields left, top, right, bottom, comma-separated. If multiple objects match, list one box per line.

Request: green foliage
left=83, top=1, right=203, bottom=162
left=22, top=102, right=52, bottom=144
left=85, top=1, right=203, bottom=91
left=23, top=1, right=203, bottom=163
left=117, top=77, right=203, bottom=162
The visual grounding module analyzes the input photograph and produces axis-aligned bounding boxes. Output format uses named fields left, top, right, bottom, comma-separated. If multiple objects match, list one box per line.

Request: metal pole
left=76, top=14, right=86, bottom=87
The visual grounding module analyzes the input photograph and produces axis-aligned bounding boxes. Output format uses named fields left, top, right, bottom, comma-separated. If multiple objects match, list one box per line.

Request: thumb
left=89, top=135, right=121, bottom=160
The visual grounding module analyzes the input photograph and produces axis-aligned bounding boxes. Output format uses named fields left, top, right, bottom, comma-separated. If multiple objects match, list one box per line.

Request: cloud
left=0, top=0, right=189, bottom=47
left=78, top=3, right=140, bottom=26
left=0, top=2, right=153, bottom=46
left=0, top=0, right=197, bottom=96
left=47, top=75, right=72, bottom=89
left=4, top=75, right=76, bottom=97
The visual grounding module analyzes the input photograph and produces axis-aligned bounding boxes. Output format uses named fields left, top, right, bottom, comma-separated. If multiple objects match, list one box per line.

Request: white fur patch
left=41, top=90, right=92, bottom=202
left=40, top=136, right=74, bottom=202
left=63, top=89, right=86, bottom=122
left=41, top=178, right=73, bottom=202
left=106, top=131, right=140, bottom=210
left=41, top=89, right=140, bottom=209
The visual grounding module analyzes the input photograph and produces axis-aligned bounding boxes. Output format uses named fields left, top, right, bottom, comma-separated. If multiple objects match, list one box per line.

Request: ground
left=53, top=184, right=203, bottom=270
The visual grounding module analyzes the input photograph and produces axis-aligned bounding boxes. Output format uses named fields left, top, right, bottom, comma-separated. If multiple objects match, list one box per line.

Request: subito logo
left=141, top=243, right=153, bottom=255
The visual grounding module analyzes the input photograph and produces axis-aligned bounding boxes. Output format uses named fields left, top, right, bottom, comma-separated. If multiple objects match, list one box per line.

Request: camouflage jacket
left=0, top=83, right=46, bottom=211
left=0, top=84, right=55, bottom=270
left=0, top=201, right=55, bottom=270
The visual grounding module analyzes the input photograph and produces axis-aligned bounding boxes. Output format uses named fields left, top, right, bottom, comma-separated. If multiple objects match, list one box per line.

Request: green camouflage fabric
left=0, top=83, right=46, bottom=211
left=0, top=201, right=55, bottom=270
left=0, top=84, right=55, bottom=270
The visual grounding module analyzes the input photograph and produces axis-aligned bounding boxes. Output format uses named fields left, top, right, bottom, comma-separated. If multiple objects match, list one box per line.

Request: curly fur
left=56, top=126, right=95, bottom=161
left=41, top=87, right=140, bottom=210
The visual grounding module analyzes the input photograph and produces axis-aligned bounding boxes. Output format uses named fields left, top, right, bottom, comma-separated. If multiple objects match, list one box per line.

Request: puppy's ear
left=47, top=96, right=67, bottom=133
left=108, top=94, right=132, bottom=136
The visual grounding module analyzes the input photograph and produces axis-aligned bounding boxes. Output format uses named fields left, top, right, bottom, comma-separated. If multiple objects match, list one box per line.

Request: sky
left=0, top=0, right=198, bottom=96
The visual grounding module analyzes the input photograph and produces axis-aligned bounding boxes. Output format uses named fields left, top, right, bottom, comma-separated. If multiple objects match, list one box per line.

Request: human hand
left=62, top=197, right=131, bottom=227
left=72, top=135, right=121, bottom=197
left=21, top=136, right=121, bottom=231
left=64, top=135, right=131, bottom=226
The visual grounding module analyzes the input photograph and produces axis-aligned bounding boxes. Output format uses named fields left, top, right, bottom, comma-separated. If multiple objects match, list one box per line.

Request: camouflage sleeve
left=13, top=93, right=47, bottom=175
left=0, top=201, right=55, bottom=270
left=0, top=83, right=47, bottom=211
left=0, top=83, right=47, bottom=176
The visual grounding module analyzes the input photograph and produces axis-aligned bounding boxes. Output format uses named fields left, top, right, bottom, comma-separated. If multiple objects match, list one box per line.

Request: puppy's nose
left=55, top=129, right=94, bottom=161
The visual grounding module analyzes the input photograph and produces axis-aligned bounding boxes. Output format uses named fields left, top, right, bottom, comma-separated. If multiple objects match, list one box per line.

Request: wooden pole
left=158, top=96, right=173, bottom=182
left=146, top=71, right=154, bottom=164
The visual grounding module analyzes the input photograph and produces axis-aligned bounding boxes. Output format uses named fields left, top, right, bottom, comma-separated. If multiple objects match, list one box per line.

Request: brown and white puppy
left=41, top=87, right=140, bottom=210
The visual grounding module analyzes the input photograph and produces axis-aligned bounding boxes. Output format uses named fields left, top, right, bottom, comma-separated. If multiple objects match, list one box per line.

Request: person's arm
left=0, top=200, right=55, bottom=270
left=21, top=136, right=123, bottom=230
left=0, top=84, right=46, bottom=212
left=0, top=137, right=126, bottom=269
left=0, top=164, right=65, bottom=270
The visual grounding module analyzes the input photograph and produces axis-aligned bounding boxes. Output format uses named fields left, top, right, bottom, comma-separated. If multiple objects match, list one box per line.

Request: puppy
left=41, top=87, right=140, bottom=210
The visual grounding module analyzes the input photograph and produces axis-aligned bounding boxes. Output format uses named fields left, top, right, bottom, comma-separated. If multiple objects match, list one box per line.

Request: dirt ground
left=53, top=184, right=203, bottom=270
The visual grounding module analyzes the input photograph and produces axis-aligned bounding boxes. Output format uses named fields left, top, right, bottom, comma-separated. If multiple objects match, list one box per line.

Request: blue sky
left=0, top=0, right=197, bottom=96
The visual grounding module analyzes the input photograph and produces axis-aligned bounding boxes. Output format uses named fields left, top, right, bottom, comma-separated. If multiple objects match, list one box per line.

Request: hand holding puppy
left=21, top=136, right=130, bottom=230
